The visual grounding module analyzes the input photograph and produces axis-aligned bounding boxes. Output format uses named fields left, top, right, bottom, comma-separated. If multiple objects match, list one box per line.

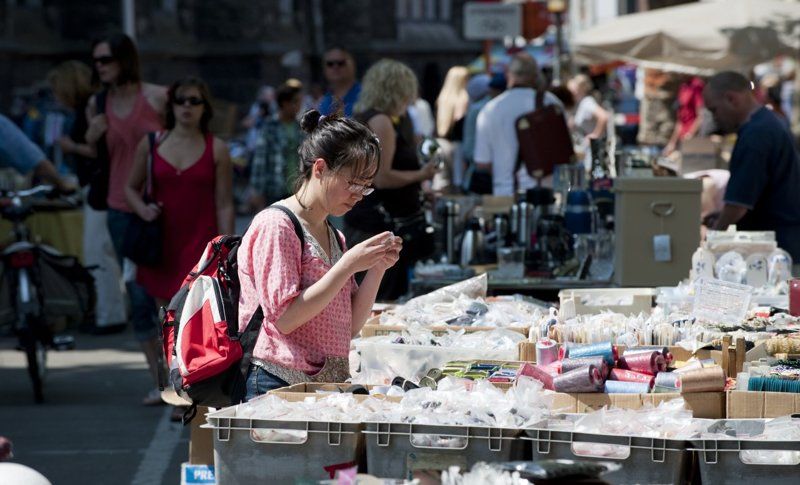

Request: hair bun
left=300, top=109, right=323, bottom=134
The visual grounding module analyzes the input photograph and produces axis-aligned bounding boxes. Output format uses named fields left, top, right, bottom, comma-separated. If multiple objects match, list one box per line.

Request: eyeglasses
left=173, top=96, right=204, bottom=106
left=93, top=56, right=115, bottom=65
left=325, top=59, right=347, bottom=68
left=347, top=180, right=374, bottom=196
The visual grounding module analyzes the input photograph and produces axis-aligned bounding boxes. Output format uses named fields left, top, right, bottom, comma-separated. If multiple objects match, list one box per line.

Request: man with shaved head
left=704, top=71, right=800, bottom=260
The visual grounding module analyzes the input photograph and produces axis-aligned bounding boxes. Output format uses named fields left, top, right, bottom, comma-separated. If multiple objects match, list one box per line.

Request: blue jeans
left=244, top=365, right=289, bottom=402
left=106, top=209, right=159, bottom=342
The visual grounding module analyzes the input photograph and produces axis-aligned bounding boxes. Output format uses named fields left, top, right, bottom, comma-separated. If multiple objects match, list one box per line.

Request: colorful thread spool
left=618, top=351, right=666, bottom=375
left=564, top=342, right=617, bottom=366
left=560, top=356, right=607, bottom=376
left=680, top=366, right=726, bottom=393
left=536, top=338, right=559, bottom=366
left=653, top=372, right=681, bottom=393
left=553, top=365, right=604, bottom=393
left=747, top=377, right=800, bottom=393
left=604, top=380, right=650, bottom=394
left=624, top=346, right=674, bottom=364
left=521, top=363, right=558, bottom=390
left=609, top=368, right=655, bottom=387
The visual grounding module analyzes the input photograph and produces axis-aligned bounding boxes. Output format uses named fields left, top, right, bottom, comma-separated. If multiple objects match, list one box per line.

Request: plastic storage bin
left=689, top=419, right=800, bottom=484
left=362, top=422, right=524, bottom=480
left=355, top=340, right=520, bottom=381
left=204, top=406, right=362, bottom=485
left=558, top=288, right=655, bottom=315
left=523, top=416, right=691, bottom=484
left=614, top=177, right=701, bottom=287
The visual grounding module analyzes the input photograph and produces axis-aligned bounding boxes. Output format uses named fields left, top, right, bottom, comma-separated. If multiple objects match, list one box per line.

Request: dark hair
left=706, top=71, right=752, bottom=96
left=165, top=76, right=214, bottom=133
left=276, top=83, right=302, bottom=108
left=294, top=109, right=380, bottom=193
left=91, top=33, right=141, bottom=86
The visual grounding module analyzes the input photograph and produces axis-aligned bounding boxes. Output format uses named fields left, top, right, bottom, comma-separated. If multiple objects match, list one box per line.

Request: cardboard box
left=550, top=391, right=725, bottom=419
left=726, top=390, right=800, bottom=418
left=189, top=406, right=214, bottom=465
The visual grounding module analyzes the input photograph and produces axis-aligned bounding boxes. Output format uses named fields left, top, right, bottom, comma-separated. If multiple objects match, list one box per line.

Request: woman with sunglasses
left=125, top=76, right=234, bottom=312
left=238, top=110, right=401, bottom=399
left=84, top=33, right=167, bottom=407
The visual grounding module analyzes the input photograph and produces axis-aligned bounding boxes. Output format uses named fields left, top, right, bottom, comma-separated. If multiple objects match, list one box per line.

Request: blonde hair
left=354, top=59, right=418, bottom=116
left=435, top=66, right=470, bottom=138
left=47, top=61, right=94, bottom=109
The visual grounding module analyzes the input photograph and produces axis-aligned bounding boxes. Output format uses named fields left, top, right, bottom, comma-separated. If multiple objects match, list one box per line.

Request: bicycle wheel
left=19, top=315, right=52, bottom=403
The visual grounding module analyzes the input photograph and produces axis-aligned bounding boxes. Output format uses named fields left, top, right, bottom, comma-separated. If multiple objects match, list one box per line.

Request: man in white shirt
left=474, top=54, right=563, bottom=196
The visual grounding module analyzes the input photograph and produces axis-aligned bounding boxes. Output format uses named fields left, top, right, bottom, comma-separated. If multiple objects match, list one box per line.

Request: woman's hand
left=85, top=114, right=108, bottom=144
left=137, top=202, right=161, bottom=222
left=373, top=243, right=401, bottom=272
left=419, top=159, right=438, bottom=182
left=340, top=232, right=400, bottom=274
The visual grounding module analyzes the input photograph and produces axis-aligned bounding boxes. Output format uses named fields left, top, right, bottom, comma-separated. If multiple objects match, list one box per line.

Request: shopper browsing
left=238, top=110, right=401, bottom=400
left=704, top=71, right=800, bottom=261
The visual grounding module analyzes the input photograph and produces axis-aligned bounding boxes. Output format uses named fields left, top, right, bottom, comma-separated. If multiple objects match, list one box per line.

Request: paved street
left=0, top=328, right=189, bottom=484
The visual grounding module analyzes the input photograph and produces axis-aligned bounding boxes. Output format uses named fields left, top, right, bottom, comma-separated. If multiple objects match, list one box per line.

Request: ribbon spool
left=748, top=377, right=800, bottom=393
left=523, top=363, right=558, bottom=390
left=536, top=338, right=559, bottom=366
left=618, top=351, right=666, bottom=375
left=680, top=366, right=726, bottom=393
left=605, top=380, right=650, bottom=394
left=564, top=342, right=617, bottom=366
left=625, top=346, right=674, bottom=364
left=561, top=356, right=608, bottom=376
left=653, top=372, right=682, bottom=393
left=553, top=365, right=604, bottom=393
left=609, top=368, right=655, bottom=387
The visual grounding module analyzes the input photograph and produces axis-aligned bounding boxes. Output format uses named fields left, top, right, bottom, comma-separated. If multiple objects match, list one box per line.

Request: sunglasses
left=93, top=56, right=115, bottom=65
left=173, top=96, right=204, bottom=106
left=325, top=59, right=347, bottom=68
left=347, top=180, right=374, bottom=196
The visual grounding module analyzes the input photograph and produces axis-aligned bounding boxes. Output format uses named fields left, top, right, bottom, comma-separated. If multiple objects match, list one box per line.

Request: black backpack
left=86, top=90, right=110, bottom=210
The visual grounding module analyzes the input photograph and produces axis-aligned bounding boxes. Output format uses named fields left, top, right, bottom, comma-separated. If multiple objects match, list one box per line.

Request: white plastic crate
left=559, top=288, right=655, bottom=316
left=204, top=406, right=362, bottom=485
left=362, top=422, right=524, bottom=480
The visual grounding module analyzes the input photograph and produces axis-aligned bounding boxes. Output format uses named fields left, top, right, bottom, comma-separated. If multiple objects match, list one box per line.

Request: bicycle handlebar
left=0, top=185, right=82, bottom=212
left=2, top=185, right=56, bottom=199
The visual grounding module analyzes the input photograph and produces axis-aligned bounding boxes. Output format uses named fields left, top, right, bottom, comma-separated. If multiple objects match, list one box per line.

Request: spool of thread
left=624, top=346, right=674, bottom=364
left=653, top=372, right=681, bottom=393
left=618, top=351, right=666, bottom=375
left=680, top=366, right=726, bottom=393
left=553, top=365, right=604, bottom=393
left=564, top=342, right=617, bottom=366
left=747, top=377, right=800, bottom=393
left=609, top=368, right=655, bottom=387
left=536, top=338, right=559, bottom=366
left=561, top=357, right=607, bottom=375
left=522, top=364, right=558, bottom=390
left=604, top=380, right=650, bottom=394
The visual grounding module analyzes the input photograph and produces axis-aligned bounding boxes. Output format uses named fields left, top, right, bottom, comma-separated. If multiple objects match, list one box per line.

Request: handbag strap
left=146, top=132, right=157, bottom=199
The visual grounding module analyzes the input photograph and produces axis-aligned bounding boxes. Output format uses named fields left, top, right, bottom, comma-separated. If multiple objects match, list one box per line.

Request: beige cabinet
left=614, top=178, right=702, bottom=287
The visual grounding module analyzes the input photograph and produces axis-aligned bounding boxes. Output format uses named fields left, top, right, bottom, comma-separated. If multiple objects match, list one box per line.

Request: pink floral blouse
left=237, top=209, right=357, bottom=374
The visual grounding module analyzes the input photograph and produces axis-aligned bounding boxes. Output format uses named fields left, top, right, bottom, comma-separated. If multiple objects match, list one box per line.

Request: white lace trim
left=299, top=221, right=342, bottom=266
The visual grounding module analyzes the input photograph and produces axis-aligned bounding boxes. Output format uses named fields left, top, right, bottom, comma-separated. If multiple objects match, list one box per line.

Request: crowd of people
left=2, top=32, right=799, bottom=414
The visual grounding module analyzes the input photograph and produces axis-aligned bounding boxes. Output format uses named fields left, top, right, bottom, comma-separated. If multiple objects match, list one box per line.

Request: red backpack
left=159, top=205, right=303, bottom=423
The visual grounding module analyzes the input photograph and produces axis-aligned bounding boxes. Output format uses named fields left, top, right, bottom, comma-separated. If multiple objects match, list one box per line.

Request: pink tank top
left=105, top=88, right=163, bottom=212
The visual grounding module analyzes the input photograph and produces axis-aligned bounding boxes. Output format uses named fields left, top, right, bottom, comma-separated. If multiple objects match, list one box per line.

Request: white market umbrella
left=573, top=0, right=800, bottom=74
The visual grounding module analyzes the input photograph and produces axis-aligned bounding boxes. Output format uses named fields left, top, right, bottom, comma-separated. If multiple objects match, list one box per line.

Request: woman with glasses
left=237, top=110, right=401, bottom=399
left=84, top=33, right=167, bottom=407
left=125, top=76, right=234, bottom=310
left=345, top=59, right=438, bottom=300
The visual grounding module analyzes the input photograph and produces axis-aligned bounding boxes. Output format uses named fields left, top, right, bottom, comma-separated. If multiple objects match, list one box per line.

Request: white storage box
left=355, top=340, right=520, bottom=382
left=559, top=288, right=655, bottom=315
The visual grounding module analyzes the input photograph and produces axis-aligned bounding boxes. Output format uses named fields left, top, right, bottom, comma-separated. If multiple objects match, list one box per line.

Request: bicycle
left=0, top=185, right=90, bottom=403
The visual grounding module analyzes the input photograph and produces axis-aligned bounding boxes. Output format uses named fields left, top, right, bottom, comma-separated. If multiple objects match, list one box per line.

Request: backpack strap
left=535, top=89, right=545, bottom=112
left=327, top=219, right=344, bottom=253
left=236, top=203, right=306, bottom=380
